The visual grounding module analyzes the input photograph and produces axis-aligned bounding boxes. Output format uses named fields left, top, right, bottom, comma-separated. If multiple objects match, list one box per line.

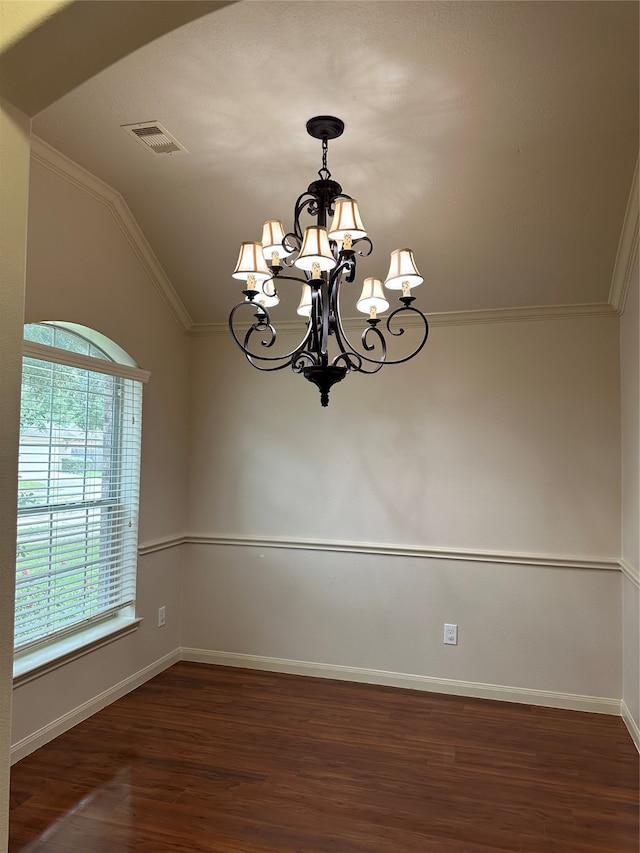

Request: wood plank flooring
left=9, top=662, right=639, bottom=852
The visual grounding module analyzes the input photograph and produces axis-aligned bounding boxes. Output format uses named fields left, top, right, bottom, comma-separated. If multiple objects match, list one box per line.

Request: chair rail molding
left=180, top=533, right=621, bottom=572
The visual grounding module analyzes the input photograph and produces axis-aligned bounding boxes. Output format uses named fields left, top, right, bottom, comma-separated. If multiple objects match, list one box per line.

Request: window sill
left=13, top=616, right=143, bottom=687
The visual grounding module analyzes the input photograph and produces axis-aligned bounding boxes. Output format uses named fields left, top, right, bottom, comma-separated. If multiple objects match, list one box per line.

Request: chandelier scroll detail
left=228, top=116, right=430, bottom=406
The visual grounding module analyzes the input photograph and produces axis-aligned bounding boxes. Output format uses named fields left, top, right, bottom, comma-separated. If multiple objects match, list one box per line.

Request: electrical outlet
left=444, top=623, right=457, bottom=645
left=157, top=605, right=166, bottom=628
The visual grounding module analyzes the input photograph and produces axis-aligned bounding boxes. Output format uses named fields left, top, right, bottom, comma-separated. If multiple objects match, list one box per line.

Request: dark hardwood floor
left=9, top=662, right=639, bottom=852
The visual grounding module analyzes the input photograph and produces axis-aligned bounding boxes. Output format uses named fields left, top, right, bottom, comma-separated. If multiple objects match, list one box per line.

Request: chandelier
left=229, top=116, right=429, bottom=406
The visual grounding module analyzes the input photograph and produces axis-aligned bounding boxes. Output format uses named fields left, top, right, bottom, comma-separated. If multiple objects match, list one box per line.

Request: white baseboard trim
left=180, top=648, right=620, bottom=716
left=621, top=700, right=640, bottom=753
left=10, top=649, right=180, bottom=765
left=11, top=647, right=629, bottom=765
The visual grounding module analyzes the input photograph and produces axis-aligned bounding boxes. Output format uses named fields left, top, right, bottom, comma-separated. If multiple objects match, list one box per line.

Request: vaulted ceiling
left=31, top=1, right=639, bottom=325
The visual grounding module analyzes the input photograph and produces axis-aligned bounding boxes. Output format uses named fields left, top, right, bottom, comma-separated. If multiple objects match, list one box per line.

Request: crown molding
left=189, top=302, right=617, bottom=337
left=31, top=134, right=635, bottom=333
left=609, top=156, right=639, bottom=314
left=30, top=136, right=193, bottom=334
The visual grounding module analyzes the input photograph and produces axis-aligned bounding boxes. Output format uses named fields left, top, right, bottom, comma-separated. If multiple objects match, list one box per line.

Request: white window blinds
left=15, top=325, right=147, bottom=654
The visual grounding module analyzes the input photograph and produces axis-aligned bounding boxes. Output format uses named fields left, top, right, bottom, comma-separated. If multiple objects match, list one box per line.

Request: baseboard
left=10, top=649, right=180, bottom=765
left=180, top=648, right=620, bottom=716
left=621, top=700, right=640, bottom=752
left=11, top=646, right=629, bottom=765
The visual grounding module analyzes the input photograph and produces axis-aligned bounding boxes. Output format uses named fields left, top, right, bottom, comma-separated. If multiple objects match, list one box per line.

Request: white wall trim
left=138, top=535, right=185, bottom=556
left=30, top=135, right=630, bottom=332
left=12, top=646, right=633, bottom=763
left=184, top=533, right=620, bottom=572
left=13, top=617, right=142, bottom=686
left=189, top=302, right=617, bottom=338
left=30, top=136, right=193, bottom=334
left=181, top=648, right=621, bottom=716
left=142, top=531, right=629, bottom=575
left=620, top=558, right=640, bottom=588
left=609, top=156, right=639, bottom=313
left=10, top=649, right=180, bottom=765
left=621, top=700, right=640, bottom=753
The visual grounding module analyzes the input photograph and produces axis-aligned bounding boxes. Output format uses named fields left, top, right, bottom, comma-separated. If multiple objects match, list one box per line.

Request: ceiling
left=31, top=1, right=639, bottom=326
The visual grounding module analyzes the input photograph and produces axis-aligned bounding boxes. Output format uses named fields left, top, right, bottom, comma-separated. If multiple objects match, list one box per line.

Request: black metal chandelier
left=229, top=116, right=429, bottom=406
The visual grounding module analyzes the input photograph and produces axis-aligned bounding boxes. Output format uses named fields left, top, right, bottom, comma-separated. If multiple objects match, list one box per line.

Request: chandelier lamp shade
left=228, top=116, right=430, bottom=406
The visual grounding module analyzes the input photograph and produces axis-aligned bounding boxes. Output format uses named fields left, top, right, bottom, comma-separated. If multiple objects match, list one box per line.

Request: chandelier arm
left=331, top=296, right=430, bottom=367
left=375, top=304, right=430, bottom=364
left=293, top=191, right=321, bottom=239
left=332, top=312, right=389, bottom=371
left=268, top=271, right=307, bottom=286
left=334, top=256, right=356, bottom=279
left=292, top=350, right=320, bottom=372
left=242, top=353, right=297, bottom=372
left=333, top=348, right=385, bottom=375
left=351, top=236, right=373, bottom=257
left=330, top=275, right=387, bottom=368
left=228, top=300, right=314, bottom=364
left=332, top=350, right=362, bottom=370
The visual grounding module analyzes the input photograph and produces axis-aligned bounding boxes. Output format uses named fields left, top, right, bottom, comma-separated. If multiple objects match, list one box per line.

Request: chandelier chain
left=318, top=136, right=331, bottom=181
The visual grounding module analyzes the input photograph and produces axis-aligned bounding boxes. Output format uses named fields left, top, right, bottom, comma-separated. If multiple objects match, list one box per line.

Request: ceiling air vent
left=121, top=122, right=187, bottom=155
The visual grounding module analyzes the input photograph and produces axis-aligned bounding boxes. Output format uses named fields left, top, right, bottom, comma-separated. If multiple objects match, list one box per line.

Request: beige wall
left=183, top=545, right=621, bottom=701
left=187, top=320, right=620, bottom=557
left=621, top=251, right=640, bottom=733
left=183, top=318, right=622, bottom=701
left=10, top=156, right=189, bottom=746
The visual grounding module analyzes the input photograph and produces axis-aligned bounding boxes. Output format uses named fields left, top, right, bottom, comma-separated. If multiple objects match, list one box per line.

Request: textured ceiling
left=32, top=1, right=638, bottom=325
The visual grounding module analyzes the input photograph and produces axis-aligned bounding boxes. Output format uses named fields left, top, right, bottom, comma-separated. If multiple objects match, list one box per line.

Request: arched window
left=15, top=323, right=149, bottom=676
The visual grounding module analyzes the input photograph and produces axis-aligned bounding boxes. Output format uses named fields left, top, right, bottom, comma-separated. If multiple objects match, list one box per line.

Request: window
left=15, top=323, right=149, bottom=677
